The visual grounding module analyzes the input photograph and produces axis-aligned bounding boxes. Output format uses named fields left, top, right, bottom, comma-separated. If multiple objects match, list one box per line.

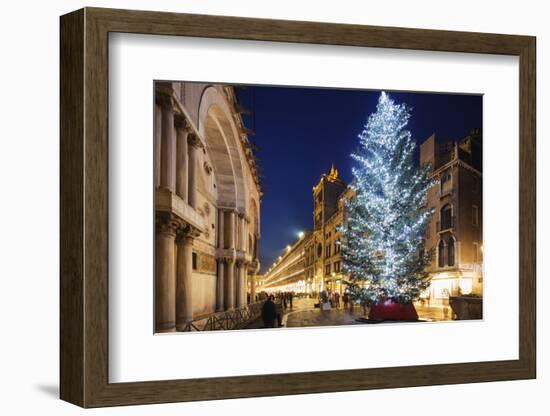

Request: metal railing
left=178, top=301, right=265, bottom=332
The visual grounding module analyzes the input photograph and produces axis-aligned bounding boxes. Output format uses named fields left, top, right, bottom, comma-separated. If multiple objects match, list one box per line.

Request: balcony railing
left=437, top=215, right=455, bottom=232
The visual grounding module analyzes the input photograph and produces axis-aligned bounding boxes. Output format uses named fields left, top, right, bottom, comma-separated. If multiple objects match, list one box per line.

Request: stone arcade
left=154, top=82, right=261, bottom=332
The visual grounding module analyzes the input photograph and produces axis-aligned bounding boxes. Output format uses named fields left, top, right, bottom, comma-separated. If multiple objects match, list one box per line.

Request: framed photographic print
left=60, top=7, right=536, bottom=408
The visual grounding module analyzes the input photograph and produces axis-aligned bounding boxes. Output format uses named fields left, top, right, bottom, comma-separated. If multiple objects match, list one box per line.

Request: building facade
left=261, top=231, right=311, bottom=294
left=420, top=129, right=483, bottom=304
left=261, top=166, right=354, bottom=297
left=308, top=166, right=354, bottom=296
left=154, top=82, right=261, bottom=332
left=260, top=130, right=483, bottom=306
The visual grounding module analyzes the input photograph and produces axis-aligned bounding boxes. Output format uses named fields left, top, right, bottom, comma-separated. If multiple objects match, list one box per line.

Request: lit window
left=438, top=240, right=445, bottom=268
left=440, top=204, right=453, bottom=230
left=441, top=171, right=452, bottom=194
left=192, top=253, right=198, bottom=270
left=447, top=238, right=455, bottom=267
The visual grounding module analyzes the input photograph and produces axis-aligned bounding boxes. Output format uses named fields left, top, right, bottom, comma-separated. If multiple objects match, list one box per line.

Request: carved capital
left=187, top=133, right=202, bottom=149
left=176, top=222, right=201, bottom=244
left=155, top=212, right=180, bottom=237
left=222, top=256, right=235, bottom=266
left=174, top=115, right=189, bottom=130
left=236, top=259, right=245, bottom=267
left=249, top=259, right=261, bottom=274
left=155, top=91, right=175, bottom=110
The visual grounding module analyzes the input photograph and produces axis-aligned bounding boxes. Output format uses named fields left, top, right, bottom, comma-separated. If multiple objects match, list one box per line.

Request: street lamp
left=298, top=231, right=305, bottom=239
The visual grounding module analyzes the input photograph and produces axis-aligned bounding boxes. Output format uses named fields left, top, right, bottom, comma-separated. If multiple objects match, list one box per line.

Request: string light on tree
left=339, top=92, right=437, bottom=319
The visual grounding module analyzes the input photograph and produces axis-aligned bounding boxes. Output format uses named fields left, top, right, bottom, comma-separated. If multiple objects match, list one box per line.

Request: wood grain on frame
left=60, top=7, right=536, bottom=408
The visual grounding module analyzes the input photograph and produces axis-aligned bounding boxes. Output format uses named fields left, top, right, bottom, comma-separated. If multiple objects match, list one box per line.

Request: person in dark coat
left=261, top=295, right=277, bottom=328
left=275, top=299, right=284, bottom=327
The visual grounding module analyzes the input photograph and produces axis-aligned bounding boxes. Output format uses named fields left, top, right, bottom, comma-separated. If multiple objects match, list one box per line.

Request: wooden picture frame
left=60, top=7, right=536, bottom=408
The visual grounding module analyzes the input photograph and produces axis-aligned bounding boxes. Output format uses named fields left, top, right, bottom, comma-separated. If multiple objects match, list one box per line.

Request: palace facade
left=420, top=128, right=483, bottom=302
left=260, top=130, right=483, bottom=306
left=154, top=82, right=261, bottom=332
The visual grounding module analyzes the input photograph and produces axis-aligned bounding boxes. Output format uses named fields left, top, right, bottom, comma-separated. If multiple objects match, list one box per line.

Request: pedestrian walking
left=343, top=292, right=349, bottom=309
left=276, top=300, right=284, bottom=327
left=321, top=290, right=331, bottom=311
left=289, top=292, right=294, bottom=308
left=261, top=295, right=277, bottom=328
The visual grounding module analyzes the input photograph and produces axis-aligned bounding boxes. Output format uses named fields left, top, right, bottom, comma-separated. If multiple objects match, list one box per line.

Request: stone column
left=175, top=118, right=189, bottom=202
left=241, top=216, right=246, bottom=251
left=155, top=217, right=178, bottom=332
left=159, top=96, right=176, bottom=192
left=244, top=268, right=249, bottom=304
left=216, top=209, right=225, bottom=312
left=250, top=273, right=256, bottom=304
left=236, top=260, right=244, bottom=308
left=218, top=209, right=225, bottom=249
left=243, top=216, right=252, bottom=253
left=187, top=134, right=201, bottom=209
left=243, top=217, right=252, bottom=253
left=238, top=214, right=245, bottom=251
left=216, top=259, right=225, bottom=312
left=235, top=215, right=240, bottom=250
left=176, top=230, right=194, bottom=330
left=244, top=269, right=248, bottom=305
left=224, top=212, right=236, bottom=310
left=224, top=258, right=235, bottom=310
left=228, top=211, right=236, bottom=250
left=154, top=103, right=162, bottom=188
left=234, top=261, right=240, bottom=308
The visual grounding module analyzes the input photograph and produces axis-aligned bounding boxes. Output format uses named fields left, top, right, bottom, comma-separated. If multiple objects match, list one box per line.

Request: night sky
left=236, top=86, right=482, bottom=273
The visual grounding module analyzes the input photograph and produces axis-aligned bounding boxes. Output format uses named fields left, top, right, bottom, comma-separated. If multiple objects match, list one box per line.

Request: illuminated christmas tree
left=340, top=92, right=437, bottom=320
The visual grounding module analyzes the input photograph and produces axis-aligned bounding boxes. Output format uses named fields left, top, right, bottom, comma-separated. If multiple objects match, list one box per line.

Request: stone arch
left=197, top=86, right=247, bottom=212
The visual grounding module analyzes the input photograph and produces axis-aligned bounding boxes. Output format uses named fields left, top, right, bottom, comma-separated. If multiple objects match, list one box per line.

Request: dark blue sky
left=236, top=86, right=482, bottom=273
